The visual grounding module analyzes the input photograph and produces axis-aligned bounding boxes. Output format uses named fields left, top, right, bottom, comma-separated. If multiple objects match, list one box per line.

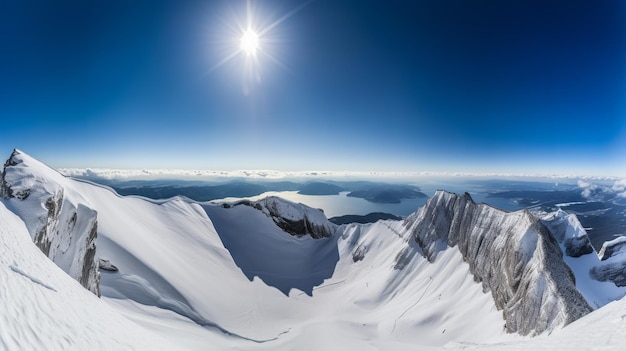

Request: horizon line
left=58, top=168, right=623, bottom=181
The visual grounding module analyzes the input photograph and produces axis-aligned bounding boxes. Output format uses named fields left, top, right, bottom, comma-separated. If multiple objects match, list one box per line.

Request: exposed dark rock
left=590, top=261, right=626, bottom=287
left=598, top=238, right=626, bottom=261
left=234, top=197, right=336, bottom=239
left=98, top=258, right=119, bottom=272
left=0, top=149, right=19, bottom=198
left=564, top=236, right=594, bottom=258
left=393, top=246, right=418, bottom=270
left=352, top=244, right=367, bottom=262
left=403, top=190, right=592, bottom=336
left=81, top=221, right=100, bottom=295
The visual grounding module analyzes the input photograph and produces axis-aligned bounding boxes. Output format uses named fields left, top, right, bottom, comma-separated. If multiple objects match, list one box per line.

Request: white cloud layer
left=577, top=179, right=626, bottom=200
left=612, top=179, right=626, bottom=198
left=59, top=168, right=623, bottom=182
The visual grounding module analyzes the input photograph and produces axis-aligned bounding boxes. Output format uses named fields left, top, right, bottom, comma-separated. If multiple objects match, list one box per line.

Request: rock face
left=0, top=150, right=100, bottom=295
left=403, top=191, right=592, bottom=336
left=236, top=196, right=336, bottom=239
left=598, top=237, right=626, bottom=261
left=589, top=261, right=626, bottom=287
left=587, top=237, right=626, bottom=287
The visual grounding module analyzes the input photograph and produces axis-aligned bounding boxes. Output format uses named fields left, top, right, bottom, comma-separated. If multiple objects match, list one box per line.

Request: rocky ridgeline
left=403, top=191, right=592, bottom=336
left=230, top=196, right=337, bottom=239
left=0, top=150, right=100, bottom=295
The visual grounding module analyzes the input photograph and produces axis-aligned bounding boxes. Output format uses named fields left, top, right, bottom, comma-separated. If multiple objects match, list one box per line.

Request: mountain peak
left=1, top=150, right=100, bottom=295
left=404, top=190, right=592, bottom=335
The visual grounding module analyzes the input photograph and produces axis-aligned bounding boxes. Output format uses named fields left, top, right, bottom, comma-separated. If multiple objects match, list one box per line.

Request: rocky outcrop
left=585, top=237, right=626, bottom=288
left=236, top=196, right=336, bottom=239
left=403, top=191, right=592, bottom=336
left=542, top=210, right=626, bottom=288
left=541, top=209, right=594, bottom=258
left=1, top=150, right=100, bottom=295
left=598, top=237, right=626, bottom=261
left=589, top=261, right=626, bottom=287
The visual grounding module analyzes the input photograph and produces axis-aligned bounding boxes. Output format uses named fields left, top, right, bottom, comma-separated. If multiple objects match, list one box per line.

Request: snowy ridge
left=0, top=201, right=181, bottom=350
left=540, top=209, right=593, bottom=258
left=1, top=150, right=99, bottom=295
left=598, top=236, right=626, bottom=261
left=540, top=210, right=626, bottom=307
left=403, top=191, right=592, bottom=335
left=235, top=196, right=337, bottom=238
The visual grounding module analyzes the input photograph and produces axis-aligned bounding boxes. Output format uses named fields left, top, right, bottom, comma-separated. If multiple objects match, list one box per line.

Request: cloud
left=59, top=168, right=626, bottom=185
left=577, top=180, right=603, bottom=199
left=576, top=179, right=626, bottom=200
left=612, top=179, right=626, bottom=198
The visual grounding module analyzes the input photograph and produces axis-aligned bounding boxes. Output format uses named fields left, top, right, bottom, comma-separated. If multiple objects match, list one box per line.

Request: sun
left=240, top=29, right=259, bottom=56
left=208, top=0, right=311, bottom=94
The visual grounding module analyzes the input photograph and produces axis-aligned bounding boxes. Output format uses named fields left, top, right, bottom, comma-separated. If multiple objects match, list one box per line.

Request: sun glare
left=208, top=0, right=311, bottom=95
left=240, top=30, right=259, bottom=55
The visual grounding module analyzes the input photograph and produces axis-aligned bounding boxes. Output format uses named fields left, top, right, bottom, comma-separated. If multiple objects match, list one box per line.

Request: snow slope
left=0, top=201, right=181, bottom=350
left=466, top=296, right=626, bottom=350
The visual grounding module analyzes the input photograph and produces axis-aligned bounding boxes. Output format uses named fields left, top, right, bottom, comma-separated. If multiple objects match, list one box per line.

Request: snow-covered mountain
left=0, top=198, right=181, bottom=350
left=1, top=149, right=626, bottom=350
left=1, top=150, right=99, bottom=295
left=402, top=191, right=591, bottom=335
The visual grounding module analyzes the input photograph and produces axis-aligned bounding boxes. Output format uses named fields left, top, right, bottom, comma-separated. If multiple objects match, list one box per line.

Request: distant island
left=347, top=185, right=427, bottom=204
left=297, top=182, right=344, bottom=195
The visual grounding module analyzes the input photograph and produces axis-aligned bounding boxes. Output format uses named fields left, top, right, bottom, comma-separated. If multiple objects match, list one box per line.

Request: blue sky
left=1, top=0, right=624, bottom=175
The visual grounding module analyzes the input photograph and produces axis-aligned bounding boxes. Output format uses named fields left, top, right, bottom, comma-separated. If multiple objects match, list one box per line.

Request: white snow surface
left=542, top=209, right=587, bottom=240
left=1, top=150, right=99, bottom=294
left=2, top=150, right=626, bottom=350
left=0, top=201, right=180, bottom=351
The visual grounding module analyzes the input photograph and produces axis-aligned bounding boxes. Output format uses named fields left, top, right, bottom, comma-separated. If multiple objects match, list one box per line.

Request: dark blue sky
left=1, top=0, right=624, bottom=175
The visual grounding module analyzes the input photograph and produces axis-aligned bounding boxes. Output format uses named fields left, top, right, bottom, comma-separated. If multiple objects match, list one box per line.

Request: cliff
left=403, top=190, right=592, bottom=335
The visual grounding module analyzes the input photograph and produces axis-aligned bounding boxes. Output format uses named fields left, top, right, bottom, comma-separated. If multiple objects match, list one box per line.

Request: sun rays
left=207, top=0, right=311, bottom=95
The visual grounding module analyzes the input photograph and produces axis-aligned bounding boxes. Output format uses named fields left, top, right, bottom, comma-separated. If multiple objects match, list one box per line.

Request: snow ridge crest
left=0, top=150, right=100, bottom=295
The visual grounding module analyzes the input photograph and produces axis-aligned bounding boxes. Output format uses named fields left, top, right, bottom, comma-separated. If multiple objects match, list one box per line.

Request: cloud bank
left=577, top=179, right=626, bottom=201
left=59, top=168, right=623, bottom=182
